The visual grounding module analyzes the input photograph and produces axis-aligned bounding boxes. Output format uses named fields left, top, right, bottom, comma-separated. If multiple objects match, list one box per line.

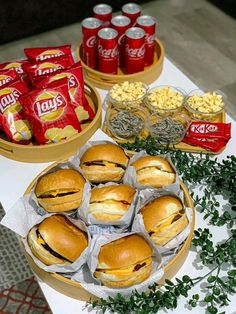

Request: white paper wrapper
left=123, top=150, right=180, bottom=193
left=1, top=197, right=90, bottom=273
left=79, top=182, right=138, bottom=229
left=132, top=188, right=193, bottom=254
left=72, top=232, right=164, bottom=299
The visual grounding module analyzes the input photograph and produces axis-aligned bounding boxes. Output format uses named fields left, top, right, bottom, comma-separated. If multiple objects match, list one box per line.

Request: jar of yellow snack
left=186, top=89, right=225, bottom=121
left=145, top=85, right=186, bottom=117
left=108, top=81, right=148, bottom=110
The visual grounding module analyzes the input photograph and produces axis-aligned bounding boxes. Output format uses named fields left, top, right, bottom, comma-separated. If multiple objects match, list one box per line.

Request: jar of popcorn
left=185, top=89, right=225, bottom=121
left=108, top=81, right=148, bottom=110
left=145, top=85, right=186, bottom=117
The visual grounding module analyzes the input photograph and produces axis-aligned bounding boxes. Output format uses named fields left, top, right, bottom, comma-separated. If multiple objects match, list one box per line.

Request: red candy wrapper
left=0, top=60, right=29, bottom=75
left=24, top=45, right=74, bottom=63
left=34, top=61, right=95, bottom=122
left=188, top=122, right=231, bottom=140
left=0, top=79, right=32, bottom=143
left=23, top=55, right=74, bottom=84
left=19, top=78, right=81, bottom=144
left=0, top=69, right=20, bottom=87
left=182, top=136, right=227, bottom=153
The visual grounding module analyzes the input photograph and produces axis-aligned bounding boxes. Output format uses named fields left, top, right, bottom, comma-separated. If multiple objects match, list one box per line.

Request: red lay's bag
left=23, top=55, right=74, bottom=84
left=19, top=78, right=81, bottom=144
left=35, top=61, right=95, bottom=122
left=0, top=79, right=32, bottom=143
left=0, top=60, right=29, bottom=75
left=24, top=45, right=74, bottom=63
left=0, top=69, right=20, bottom=87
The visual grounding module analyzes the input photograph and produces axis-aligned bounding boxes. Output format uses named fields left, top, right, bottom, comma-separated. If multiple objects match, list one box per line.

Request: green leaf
left=207, top=276, right=216, bottom=283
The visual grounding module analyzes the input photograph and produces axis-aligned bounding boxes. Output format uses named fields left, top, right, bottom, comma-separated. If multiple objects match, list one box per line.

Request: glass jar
left=105, top=107, right=148, bottom=140
left=147, top=112, right=190, bottom=145
left=145, top=85, right=186, bottom=117
left=185, top=89, right=226, bottom=121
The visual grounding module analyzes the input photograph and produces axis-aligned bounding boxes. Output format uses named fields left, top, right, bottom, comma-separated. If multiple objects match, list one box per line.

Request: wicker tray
left=22, top=160, right=195, bottom=301
left=77, top=39, right=164, bottom=90
left=0, top=81, right=102, bottom=163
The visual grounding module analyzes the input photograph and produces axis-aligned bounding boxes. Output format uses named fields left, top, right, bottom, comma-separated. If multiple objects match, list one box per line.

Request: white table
left=1, top=57, right=236, bottom=314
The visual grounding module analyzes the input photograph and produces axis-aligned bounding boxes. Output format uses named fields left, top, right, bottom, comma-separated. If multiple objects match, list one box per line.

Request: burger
left=89, top=184, right=136, bottom=222
left=80, top=143, right=129, bottom=183
left=35, top=169, right=85, bottom=212
left=132, top=156, right=175, bottom=188
left=94, top=234, right=153, bottom=288
left=140, top=195, right=188, bottom=246
left=27, top=215, right=88, bottom=265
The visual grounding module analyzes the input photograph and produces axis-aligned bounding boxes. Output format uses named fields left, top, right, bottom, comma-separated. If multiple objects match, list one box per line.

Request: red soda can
left=122, top=3, right=141, bottom=26
left=97, top=28, right=118, bottom=74
left=124, top=27, right=145, bottom=74
left=111, top=15, right=131, bottom=68
left=81, top=17, right=102, bottom=69
left=93, top=4, right=112, bottom=27
left=136, top=15, right=156, bottom=66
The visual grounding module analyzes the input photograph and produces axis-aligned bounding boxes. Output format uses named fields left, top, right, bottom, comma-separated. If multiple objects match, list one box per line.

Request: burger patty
left=39, top=191, right=78, bottom=199
left=82, top=160, right=126, bottom=170
left=36, top=229, right=72, bottom=263
left=133, top=262, right=146, bottom=271
left=90, top=199, right=130, bottom=205
left=137, top=166, right=173, bottom=174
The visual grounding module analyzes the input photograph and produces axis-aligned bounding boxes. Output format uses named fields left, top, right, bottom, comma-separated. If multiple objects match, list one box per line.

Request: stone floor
left=0, top=0, right=235, bottom=118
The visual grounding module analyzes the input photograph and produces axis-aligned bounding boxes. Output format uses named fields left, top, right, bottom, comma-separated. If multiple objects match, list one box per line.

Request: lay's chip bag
left=19, top=78, right=81, bottom=144
left=0, top=69, right=19, bottom=87
left=0, top=60, right=29, bottom=75
left=35, top=62, right=95, bottom=123
left=23, top=55, right=74, bottom=85
left=0, top=79, right=32, bottom=143
left=24, top=45, right=74, bottom=63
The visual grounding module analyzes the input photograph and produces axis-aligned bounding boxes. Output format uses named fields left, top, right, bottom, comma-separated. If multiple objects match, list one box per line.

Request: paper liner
left=123, top=150, right=180, bottom=192
left=72, top=232, right=164, bottom=299
left=132, top=188, right=193, bottom=254
left=79, top=182, right=138, bottom=229
left=1, top=197, right=90, bottom=273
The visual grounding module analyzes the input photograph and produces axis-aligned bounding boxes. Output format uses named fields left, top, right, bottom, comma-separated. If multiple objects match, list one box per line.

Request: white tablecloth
left=0, top=57, right=235, bottom=314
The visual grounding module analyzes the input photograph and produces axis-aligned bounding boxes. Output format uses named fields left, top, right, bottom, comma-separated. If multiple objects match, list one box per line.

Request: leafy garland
left=87, top=137, right=236, bottom=314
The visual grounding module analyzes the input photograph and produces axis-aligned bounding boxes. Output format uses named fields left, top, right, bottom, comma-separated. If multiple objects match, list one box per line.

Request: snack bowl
left=20, top=157, right=195, bottom=301
left=105, top=107, right=148, bottom=140
left=147, top=112, right=191, bottom=145
left=185, top=89, right=226, bottom=121
left=145, top=85, right=186, bottom=117
left=108, top=81, right=148, bottom=110
left=0, top=81, right=102, bottom=163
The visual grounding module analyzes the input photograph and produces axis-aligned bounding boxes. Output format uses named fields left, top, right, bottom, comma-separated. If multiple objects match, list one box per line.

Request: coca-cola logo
left=145, top=34, right=155, bottom=45
left=0, top=89, right=20, bottom=114
left=86, top=36, right=96, bottom=48
left=98, top=44, right=118, bottom=59
left=125, top=44, right=145, bottom=58
left=34, top=93, right=66, bottom=118
left=118, top=34, right=126, bottom=45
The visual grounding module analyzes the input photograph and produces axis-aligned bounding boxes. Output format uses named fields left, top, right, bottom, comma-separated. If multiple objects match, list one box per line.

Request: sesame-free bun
left=140, top=195, right=188, bottom=246
left=80, top=144, right=128, bottom=183
left=35, top=169, right=85, bottom=213
left=27, top=215, right=88, bottom=265
left=94, top=234, right=153, bottom=287
left=89, top=184, right=135, bottom=222
left=132, top=156, right=175, bottom=188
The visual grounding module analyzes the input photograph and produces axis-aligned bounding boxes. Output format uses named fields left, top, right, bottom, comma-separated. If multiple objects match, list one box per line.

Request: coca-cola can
left=111, top=15, right=131, bottom=68
left=82, top=17, right=102, bottom=69
left=124, top=27, right=145, bottom=74
left=136, top=15, right=156, bottom=66
left=122, top=3, right=141, bottom=26
left=97, top=28, right=118, bottom=74
left=93, top=4, right=112, bottom=27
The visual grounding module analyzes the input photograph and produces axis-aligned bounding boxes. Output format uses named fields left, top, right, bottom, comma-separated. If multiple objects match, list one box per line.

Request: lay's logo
left=0, top=88, right=20, bottom=114
left=36, top=63, right=63, bottom=76
left=0, top=75, right=12, bottom=87
left=34, top=91, right=66, bottom=120
left=37, top=50, right=64, bottom=61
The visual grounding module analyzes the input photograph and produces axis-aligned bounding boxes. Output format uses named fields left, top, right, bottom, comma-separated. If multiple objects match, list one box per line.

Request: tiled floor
left=0, top=0, right=235, bottom=119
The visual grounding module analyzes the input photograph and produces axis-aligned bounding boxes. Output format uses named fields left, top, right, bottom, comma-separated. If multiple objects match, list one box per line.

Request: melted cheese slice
left=103, top=161, right=116, bottom=167
left=37, top=235, right=46, bottom=245
left=152, top=212, right=183, bottom=234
